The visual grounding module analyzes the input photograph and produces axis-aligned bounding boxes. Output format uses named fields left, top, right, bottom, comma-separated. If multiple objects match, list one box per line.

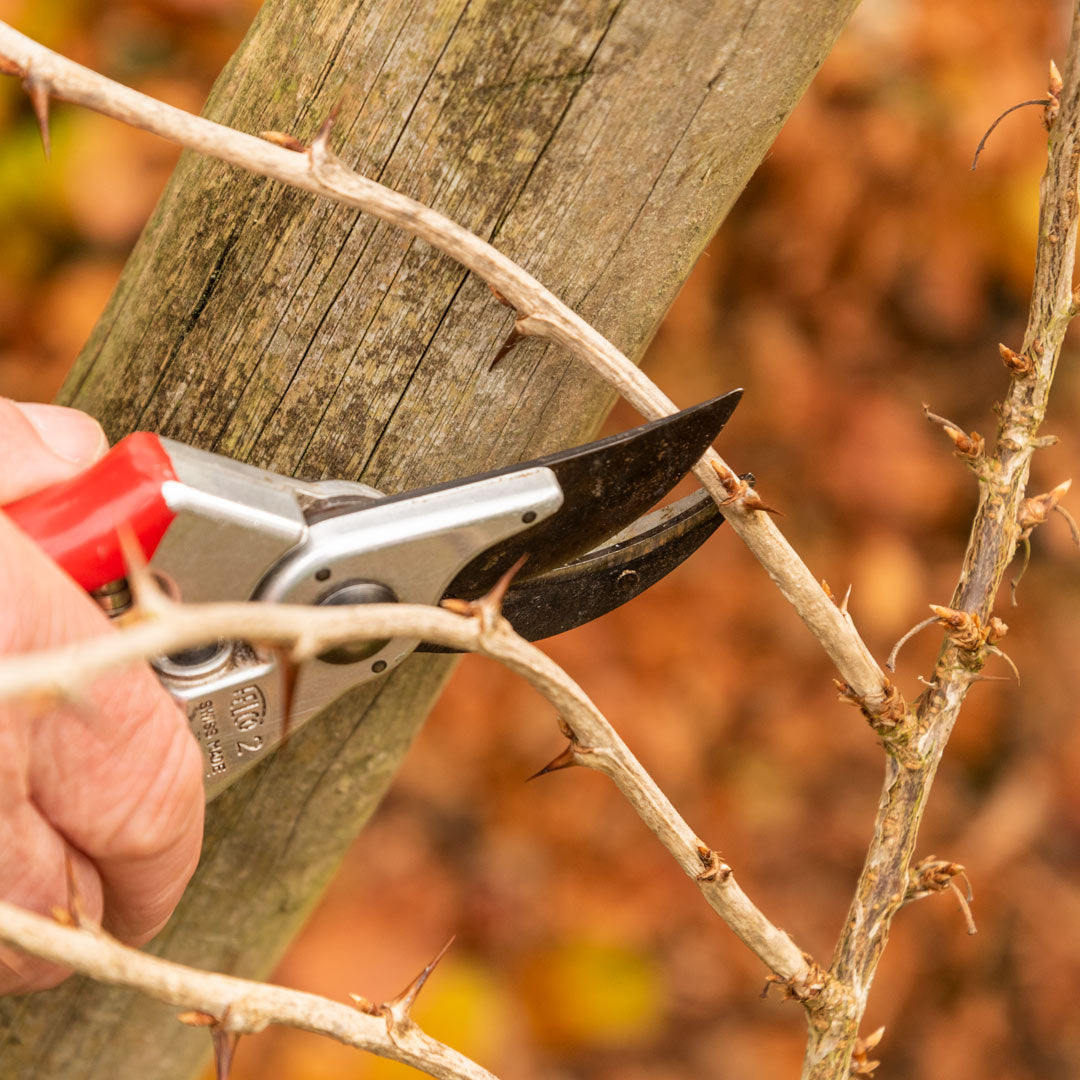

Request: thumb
left=0, top=399, right=109, bottom=503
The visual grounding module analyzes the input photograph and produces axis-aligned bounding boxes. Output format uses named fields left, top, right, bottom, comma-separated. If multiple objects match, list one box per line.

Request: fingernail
left=14, top=402, right=109, bottom=465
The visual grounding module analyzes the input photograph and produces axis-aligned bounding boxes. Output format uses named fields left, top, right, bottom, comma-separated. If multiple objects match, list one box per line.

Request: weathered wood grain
left=1, top=1, right=858, bottom=1076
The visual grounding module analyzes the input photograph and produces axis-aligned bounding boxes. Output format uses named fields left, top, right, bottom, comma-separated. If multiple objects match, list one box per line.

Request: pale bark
left=804, top=17, right=1080, bottom=1076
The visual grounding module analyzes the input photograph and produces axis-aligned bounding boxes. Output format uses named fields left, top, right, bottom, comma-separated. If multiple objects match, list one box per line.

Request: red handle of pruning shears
left=3, top=432, right=178, bottom=591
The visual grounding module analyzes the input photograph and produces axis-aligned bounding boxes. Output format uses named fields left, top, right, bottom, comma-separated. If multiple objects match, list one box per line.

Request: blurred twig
left=805, top=14, right=1080, bottom=1077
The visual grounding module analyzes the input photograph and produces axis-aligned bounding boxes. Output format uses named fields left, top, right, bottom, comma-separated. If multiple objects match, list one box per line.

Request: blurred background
left=1, top=1, right=1079, bottom=1077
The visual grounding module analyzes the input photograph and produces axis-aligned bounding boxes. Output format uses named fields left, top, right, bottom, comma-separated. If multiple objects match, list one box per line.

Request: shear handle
left=3, top=432, right=178, bottom=591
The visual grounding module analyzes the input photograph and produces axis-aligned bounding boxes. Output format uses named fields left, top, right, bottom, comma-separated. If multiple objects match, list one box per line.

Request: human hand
left=0, top=399, right=204, bottom=992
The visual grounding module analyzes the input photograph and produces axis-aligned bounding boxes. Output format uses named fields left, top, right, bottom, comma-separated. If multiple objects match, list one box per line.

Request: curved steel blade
left=443, top=389, right=742, bottom=600
left=418, top=487, right=726, bottom=650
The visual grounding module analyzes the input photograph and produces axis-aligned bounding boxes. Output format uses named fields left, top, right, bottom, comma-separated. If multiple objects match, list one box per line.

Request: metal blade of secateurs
left=417, top=487, right=727, bottom=650
left=443, top=389, right=742, bottom=601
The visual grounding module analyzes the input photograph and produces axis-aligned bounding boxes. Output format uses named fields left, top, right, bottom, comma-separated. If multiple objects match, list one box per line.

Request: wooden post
left=0, top=1, right=857, bottom=1075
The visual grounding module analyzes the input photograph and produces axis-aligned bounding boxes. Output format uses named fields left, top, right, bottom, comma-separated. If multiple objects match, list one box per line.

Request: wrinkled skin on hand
left=0, top=399, right=204, bottom=992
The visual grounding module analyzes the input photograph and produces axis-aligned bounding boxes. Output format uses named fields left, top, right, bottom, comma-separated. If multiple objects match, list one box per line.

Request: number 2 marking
left=236, top=736, right=264, bottom=757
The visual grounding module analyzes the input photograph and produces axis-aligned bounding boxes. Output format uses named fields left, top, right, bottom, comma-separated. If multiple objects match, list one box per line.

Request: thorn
left=63, top=851, right=97, bottom=930
left=23, top=74, right=51, bottom=160
left=0, top=944, right=29, bottom=982
left=1010, top=535, right=1031, bottom=605
left=383, top=937, right=455, bottom=1034
left=348, top=992, right=378, bottom=1014
left=527, top=742, right=578, bottom=781
left=482, top=554, right=528, bottom=617
left=441, top=555, right=528, bottom=634
left=886, top=615, right=937, bottom=672
left=985, top=644, right=1020, bottom=683
left=310, top=100, right=343, bottom=161
left=487, top=282, right=514, bottom=308
left=839, top=583, right=852, bottom=616
left=212, top=1027, right=240, bottom=1080
left=948, top=878, right=978, bottom=935
left=1053, top=502, right=1080, bottom=547
left=971, top=98, right=1052, bottom=169
left=489, top=326, right=524, bottom=371
left=177, top=1011, right=239, bottom=1079
left=956, top=867, right=974, bottom=903
left=116, top=526, right=170, bottom=615
left=271, top=647, right=300, bottom=744
left=740, top=488, right=783, bottom=515
left=259, top=129, right=307, bottom=152
left=998, top=343, right=1034, bottom=377
left=906, top=856, right=977, bottom=934
left=922, top=404, right=983, bottom=458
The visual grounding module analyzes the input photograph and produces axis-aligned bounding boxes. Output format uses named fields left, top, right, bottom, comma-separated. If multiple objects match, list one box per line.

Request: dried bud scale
left=998, top=343, right=1034, bottom=377
left=923, top=405, right=984, bottom=459
left=259, top=129, right=306, bottom=152
left=1018, top=478, right=1072, bottom=538
left=1046, top=59, right=1064, bottom=128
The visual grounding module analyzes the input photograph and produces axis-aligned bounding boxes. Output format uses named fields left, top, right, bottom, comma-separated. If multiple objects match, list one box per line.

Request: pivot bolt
left=316, top=580, right=397, bottom=664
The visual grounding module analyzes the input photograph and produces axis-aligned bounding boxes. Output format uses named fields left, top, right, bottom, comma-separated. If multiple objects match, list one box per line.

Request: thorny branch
left=0, top=586, right=813, bottom=1007
left=0, top=899, right=494, bottom=1080
left=0, top=19, right=890, bottom=718
left=3, top=13, right=1078, bottom=1080
left=803, top=22, right=1080, bottom=1079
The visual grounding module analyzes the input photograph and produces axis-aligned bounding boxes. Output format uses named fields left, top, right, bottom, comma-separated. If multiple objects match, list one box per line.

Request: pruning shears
left=3, top=391, right=742, bottom=798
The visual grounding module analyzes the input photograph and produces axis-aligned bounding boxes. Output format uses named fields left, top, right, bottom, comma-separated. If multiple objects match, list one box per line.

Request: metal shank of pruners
left=141, top=391, right=742, bottom=799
